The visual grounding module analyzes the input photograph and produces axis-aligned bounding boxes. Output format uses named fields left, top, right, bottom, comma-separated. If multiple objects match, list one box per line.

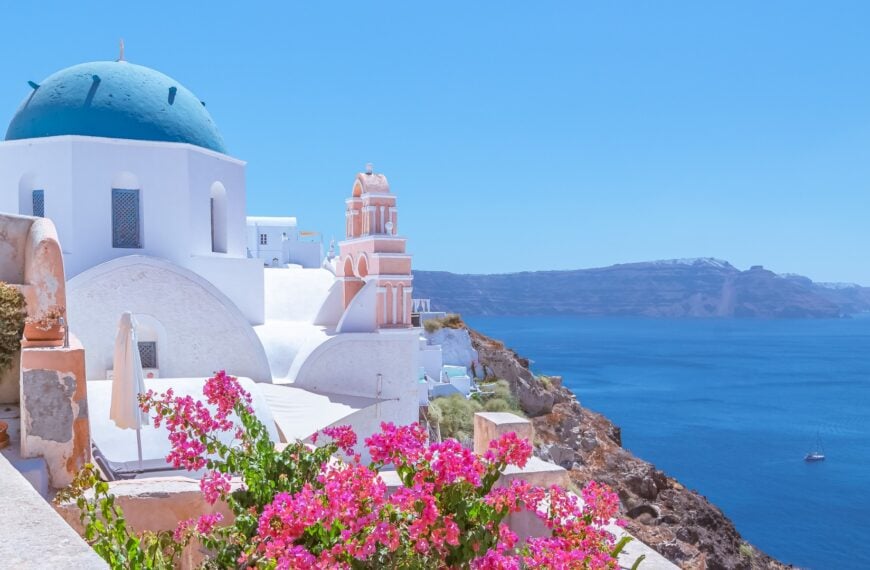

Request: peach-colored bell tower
left=337, top=164, right=413, bottom=329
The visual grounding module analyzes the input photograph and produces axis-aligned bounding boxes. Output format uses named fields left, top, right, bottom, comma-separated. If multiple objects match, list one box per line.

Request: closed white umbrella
left=110, top=311, right=149, bottom=469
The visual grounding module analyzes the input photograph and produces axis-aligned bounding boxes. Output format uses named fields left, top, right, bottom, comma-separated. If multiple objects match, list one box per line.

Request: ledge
left=0, top=452, right=106, bottom=568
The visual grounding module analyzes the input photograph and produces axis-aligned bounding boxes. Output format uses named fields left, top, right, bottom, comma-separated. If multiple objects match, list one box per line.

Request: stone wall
left=0, top=451, right=106, bottom=569
left=20, top=338, right=91, bottom=488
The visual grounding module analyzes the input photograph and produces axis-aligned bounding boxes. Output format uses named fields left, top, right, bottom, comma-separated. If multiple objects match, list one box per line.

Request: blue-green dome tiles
left=6, top=61, right=227, bottom=153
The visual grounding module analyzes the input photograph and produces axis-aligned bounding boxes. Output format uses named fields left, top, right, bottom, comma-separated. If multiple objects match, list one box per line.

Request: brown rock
left=468, top=323, right=794, bottom=570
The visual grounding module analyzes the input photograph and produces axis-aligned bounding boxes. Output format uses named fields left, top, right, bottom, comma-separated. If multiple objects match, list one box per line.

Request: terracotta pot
left=24, top=322, right=64, bottom=342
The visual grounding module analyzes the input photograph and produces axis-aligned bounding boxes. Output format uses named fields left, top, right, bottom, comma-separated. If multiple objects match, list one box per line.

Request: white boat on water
left=804, top=431, right=826, bottom=462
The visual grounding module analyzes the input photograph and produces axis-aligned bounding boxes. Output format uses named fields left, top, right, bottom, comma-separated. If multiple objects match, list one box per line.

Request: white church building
left=0, top=55, right=422, bottom=462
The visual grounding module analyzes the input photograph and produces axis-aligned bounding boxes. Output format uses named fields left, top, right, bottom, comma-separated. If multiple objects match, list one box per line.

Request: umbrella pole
left=136, top=424, right=143, bottom=471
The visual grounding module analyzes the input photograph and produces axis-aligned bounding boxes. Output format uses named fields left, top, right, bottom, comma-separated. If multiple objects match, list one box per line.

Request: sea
left=464, top=315, right=870, bottom=570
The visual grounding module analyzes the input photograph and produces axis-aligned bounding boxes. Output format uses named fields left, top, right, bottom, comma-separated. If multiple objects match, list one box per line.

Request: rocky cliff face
left=468, top=326, right=791, bottom=570
left=414, top=258, right=870, bottom=318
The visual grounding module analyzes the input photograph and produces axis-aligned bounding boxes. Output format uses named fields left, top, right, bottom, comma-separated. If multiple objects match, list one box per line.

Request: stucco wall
left=0, top=140, right=74, bottom=252
left=424, top=327, right=481, bottom=374
left=263, top=267, right=335, bottom=323
left=68, top=256, right=271, bottom=382
left=291, top=329, right=419, bottom=426
left=186, top=255, right=265, bottom=325
left=0, top=452, right=107, bottom=569
left=0, top=136, right=252, bottom=302
left=20, top=340, right=91, bottom=488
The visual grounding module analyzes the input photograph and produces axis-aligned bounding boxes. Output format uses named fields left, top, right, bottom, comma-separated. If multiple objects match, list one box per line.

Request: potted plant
left=24, top=304, right=66, bottom=342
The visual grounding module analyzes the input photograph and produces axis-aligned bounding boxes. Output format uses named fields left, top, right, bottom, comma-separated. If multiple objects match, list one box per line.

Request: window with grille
left=137, top=341, right=158, bottom=369
left=112, top=188, right=142, bottom=248
left=259, top=233, right=268, bottom=245
left=32, top=190, right=45, bottom=217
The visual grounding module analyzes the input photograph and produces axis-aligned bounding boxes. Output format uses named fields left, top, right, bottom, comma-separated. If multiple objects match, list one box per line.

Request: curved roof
left=353, top=172, right=390, bottom=196
left=5, top=60, right=227, bottom=153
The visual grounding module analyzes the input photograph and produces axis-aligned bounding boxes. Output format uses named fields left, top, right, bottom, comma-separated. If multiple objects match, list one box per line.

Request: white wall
left=247, top=221, right=295, bottom=265
left=246, top=219, right=322, bottom=269
left=419, top=340, right=443, bottom=380
left=291, top=329, right=420, bottom=404
left=0, top=135, right=265, bottom=324
left=336, top=280, right=378, bottom=333
left=0, top=136, right=245, bottom=276
left=68, top=256, right=271, bottom=383
left=424, top=327, right=481, bottom=374
left=187, top=149, right=247, bottom=259
left=0, top=139, right=75, bottom=253
left=187, top=255, right=265, bottom=325
left=285, top=240, right=322, bottom=268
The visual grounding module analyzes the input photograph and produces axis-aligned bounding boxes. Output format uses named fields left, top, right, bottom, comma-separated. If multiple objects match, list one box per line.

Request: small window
left=137, top=341, right=158, bottom=369
left=112, top=188, right=142, bottom=248
left=32, top=190, right=45, bottom=217
left=259, top=233, right=268, bottom=245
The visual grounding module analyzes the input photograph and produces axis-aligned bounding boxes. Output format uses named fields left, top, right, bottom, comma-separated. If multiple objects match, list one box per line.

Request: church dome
left=5, top=60, right=227, bottom=153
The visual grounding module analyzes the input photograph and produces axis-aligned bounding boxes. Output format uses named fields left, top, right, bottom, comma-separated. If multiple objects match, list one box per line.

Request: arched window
left=112, top=172, right=142, bottom=249
left=210, top=182, right=228, bottom=253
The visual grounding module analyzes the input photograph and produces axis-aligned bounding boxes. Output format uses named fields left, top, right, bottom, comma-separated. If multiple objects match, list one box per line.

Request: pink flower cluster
left=200, top=470, right=232, bottom=505
left=484, top=431, right=533, bottom=469
left=142, top=376, right=623, bottom=569
left=139, top=370, right=251, bottom=471
left=203, top=370, right=253, bottom=422
left=246, top=422, right=622, bottom=568
left=320, top=424, right=358, bottom=455
left=173, top=512, right=224, bottom=542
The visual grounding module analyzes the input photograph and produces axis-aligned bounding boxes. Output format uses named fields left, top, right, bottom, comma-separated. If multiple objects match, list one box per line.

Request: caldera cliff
left=461, top=324, right=791, bottom=570
left=414, top=258, right=870, bottom=318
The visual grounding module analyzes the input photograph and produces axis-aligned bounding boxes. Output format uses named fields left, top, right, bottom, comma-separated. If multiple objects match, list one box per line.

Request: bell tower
left=337, top=165, right=412, bottom=329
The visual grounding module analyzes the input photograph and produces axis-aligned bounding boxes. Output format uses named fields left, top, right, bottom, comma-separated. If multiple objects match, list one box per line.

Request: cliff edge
left=466, top=326, right=792, bottom=570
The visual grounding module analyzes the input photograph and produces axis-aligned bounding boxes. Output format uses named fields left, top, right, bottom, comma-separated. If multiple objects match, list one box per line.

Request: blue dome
left=5, top=61, right=227, bottom=153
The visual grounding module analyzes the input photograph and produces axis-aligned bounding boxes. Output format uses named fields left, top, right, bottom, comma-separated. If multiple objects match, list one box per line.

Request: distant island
left=414, top=258, right=870, bottom=318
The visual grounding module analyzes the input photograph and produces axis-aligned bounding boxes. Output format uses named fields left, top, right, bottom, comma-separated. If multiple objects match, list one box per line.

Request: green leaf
left=611, top=535, right=632, bottom=558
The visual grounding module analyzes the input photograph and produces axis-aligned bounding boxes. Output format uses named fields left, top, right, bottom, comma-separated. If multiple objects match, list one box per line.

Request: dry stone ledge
left=473, top=411, right=535, bottom=455
left=0, top=452, right=106, bottom=569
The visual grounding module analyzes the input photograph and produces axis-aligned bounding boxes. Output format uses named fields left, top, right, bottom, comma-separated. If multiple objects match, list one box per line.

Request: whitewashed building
left=246, top=216, right=322, bottom=268
left=0, top=55, right=421, bottom=462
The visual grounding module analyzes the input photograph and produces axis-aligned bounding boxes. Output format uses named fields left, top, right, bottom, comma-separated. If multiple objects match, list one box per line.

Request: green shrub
left=476, top=379, right=521, bottom=413
left=429, top=380, right=525, bottom=441
left=482, top=397, right=513, bottom=412
left=0, top=282, right=26, bottom=375
left=429, top=395, right=482, bottom=441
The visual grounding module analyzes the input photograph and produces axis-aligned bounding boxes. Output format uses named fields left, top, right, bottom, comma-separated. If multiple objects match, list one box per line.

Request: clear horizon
left=2, top=2, right=868, bottom=284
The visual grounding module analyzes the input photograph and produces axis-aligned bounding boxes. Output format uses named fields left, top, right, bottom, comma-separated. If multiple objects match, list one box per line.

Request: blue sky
left=2, top=2, right=869, bottom=283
